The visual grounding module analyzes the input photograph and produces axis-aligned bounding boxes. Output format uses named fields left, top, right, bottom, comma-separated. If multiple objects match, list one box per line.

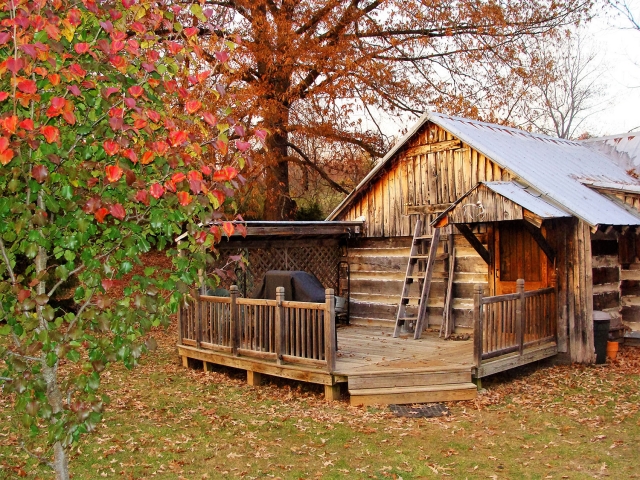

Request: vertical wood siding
left=339, top=124, right=511, bottom=237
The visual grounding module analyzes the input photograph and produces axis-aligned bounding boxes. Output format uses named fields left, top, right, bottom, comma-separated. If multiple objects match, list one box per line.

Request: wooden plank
left=247, top=371, right=263, bottom=386
left=414, top=228, right=441, bottom=338
left=476, top=343, right=557, bottom=378
left=178, top=345, right=344, bottom=385
left=349, top=383, right=477, bottom=406
left=406, top=203, right=453, bottom=215
left=348, top=370, right=470, bottom=390
left=522, top=220, right=556, bottom=262
left=405, top=139, right=462, bottom=157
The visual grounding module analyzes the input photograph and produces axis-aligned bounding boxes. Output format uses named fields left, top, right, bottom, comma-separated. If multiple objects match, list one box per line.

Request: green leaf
left=46, top=351, right=57, bottom=367
left=0, top=324, right=11, bottom=335
left=66, top=349, right=81, bottom=362
left=60, top=185, right=73, bottom=200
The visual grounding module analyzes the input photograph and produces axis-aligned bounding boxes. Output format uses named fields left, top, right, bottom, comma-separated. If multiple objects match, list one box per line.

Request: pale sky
left=586, top=1, right=640, bottom=135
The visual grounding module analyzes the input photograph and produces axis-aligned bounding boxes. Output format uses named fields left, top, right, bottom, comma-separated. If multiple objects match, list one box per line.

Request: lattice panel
left=217, top=244, right=341, bottom=297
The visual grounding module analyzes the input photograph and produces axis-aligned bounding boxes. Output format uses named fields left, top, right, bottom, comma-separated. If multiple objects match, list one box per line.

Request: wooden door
left=494, top=222, right=548, bottom=294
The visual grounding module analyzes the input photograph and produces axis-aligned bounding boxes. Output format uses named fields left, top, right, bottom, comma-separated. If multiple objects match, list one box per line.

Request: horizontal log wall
left=338, top=124, right=511, bottom=238
left=346, top=231, right=489, bottom=329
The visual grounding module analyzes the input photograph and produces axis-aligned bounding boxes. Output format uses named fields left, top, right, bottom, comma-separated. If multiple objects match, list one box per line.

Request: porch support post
left=473, top=285, right=483, bottom=369
left=230, top=285, right=238, bottom=356
left=194, top=289, right=202, bottom=349
left=516, top=279, right=525, bottom=355
left=275, top=286, right=284, bottom=365
left=325, top=288, right=336, bottom=373
left=177, top=302, right=184, bottom=346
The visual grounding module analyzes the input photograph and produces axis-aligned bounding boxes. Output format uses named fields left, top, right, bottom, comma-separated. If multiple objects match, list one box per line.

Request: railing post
left=516, top=279, right=525, bottom=355
left=473, top=285, right=484, bottom=369
left=325, top=288, right=336, bottom=373
left=550, top=271, right=558, bottom=340
left=193, top=289, right=202, bottom=349
left=230, top=285, right=239, bottom=356
left=275, top=286, right=284, bottom=365
left=177, top=301, right=184, bottom=346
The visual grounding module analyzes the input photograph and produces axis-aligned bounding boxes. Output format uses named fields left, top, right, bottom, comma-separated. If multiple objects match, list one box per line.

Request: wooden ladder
left=393, top=221, right=445, bottom=339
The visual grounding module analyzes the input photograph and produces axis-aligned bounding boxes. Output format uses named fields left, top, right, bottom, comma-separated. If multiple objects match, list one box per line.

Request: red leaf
left=74, top=43, right=90, bottom=54
left=213, top=166, right=238, bottom=182
left=122, top=0, right=135, bottom=9
left=95, top=207, right=109, bottom=223
left=215, top=51, right=230, bottom=63
left=128, top=85, right=143, bottom=98
left=0, top=91, right=9, bottom=101
left=172, top=172, right=186, bottom=184
left=177, top=191, right=192, bottom=206
left=210, top=189, right=225, bottom=207
left=40, top=125, right=59, bottom=143
left=164, top=179, right=176, bottom=193
left=6, top=57, right=25, bottom=74
left=104, top=86, right=120, bottom=97
left=166, top=41, right=183, bottom=55
left=169, top=130, right=188, bottom=146
left=105, top=164, right=123, bottom=183
left=151, top=141, right=168, bottom=156
left=109, top=203, right=126, bottom=220
left=83, top=197, right=102, bottom=214
left=31, top=165, right=49, bottom=183
left=103, top=139, right=119, bottom=156
left=18, top=289, right=31, bottom=302
left=215, top=139, right=228, bottom=155
left=141, top=151, right=155, bottom=165
left=209, top=226, right=222, bottom=243
left=236, top=140, right=251, bottom=152
left=101, top=279, right=115, bottom=291
left=130, top=22, right=145, bottom=34
left=149, top=183, right=164, bottom=199
left=185, top=100, right=202, bottom=114
left=222, top=221, right=235, bottom=237
left=201, top=165, right=212, bottom=176
left=202, top=112, right=217, bottom=126
left=19, top=119, right=34, bottom=131
left=2, top=115, right=18, bottom=134
left=17, top=79, right=37, bottom=94
left=68, top=63, right=87, bottom=79
left=255, top=129, right=268, bottom=142
left=48, top=74, right=60, bottom=86
left=134, top=189, right=149, bottom=205
left=0, top=137, right=8, bottom=152
left=0, top=148, right=14, bottom=165
left=184, top=26, right=198, bottom=37
left=123, top=149, right=138, bottom=163
left=62, top=111, right=76, bottom=125
left=147, top=110, right=161, bottom=123
left=194, top=231, right=207, bottom=244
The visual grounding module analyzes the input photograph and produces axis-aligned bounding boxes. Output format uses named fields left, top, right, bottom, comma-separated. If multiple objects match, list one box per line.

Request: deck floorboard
left=335, top=325, right=474, bottom=375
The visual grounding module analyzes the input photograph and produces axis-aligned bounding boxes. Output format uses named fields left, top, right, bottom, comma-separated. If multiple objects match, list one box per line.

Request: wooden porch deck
left=177, top=283, right=558, bottom=406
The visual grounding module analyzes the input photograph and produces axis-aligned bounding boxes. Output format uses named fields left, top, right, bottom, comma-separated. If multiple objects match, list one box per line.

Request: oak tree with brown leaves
left=191, top=0, right=592, bottom=219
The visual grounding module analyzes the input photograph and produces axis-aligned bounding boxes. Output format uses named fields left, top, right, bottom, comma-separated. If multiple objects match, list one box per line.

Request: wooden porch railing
left=178, top=285, right=337, bottom=372
left=473, top=278, right=557, bottom=367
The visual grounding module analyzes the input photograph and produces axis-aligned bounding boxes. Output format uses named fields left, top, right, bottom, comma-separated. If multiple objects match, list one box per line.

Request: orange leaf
left=40, top=125, right=59, bottom=143
left=141, top=151, right=155, bottom=165
left=105, top=164, right=123, bottom=183
left=222, top=222, right=235, bottom=237
left=185, top=100, right=202, bottom=114
left=176, top=191, right=192, bottom=206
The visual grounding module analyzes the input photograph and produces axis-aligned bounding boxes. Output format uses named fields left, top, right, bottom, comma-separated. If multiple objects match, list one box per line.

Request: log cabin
left=178, top=112, right=640, bottom=405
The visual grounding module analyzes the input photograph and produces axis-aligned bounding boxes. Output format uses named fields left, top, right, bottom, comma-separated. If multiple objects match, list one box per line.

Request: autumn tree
left=183, top=0, right=594, bottom=219
left=0, top=0, right=255, bottom=478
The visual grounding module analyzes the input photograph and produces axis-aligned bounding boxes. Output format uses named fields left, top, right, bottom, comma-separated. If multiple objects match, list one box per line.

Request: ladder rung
left=398, top=316, right=417, bottom=321
left=409, top=253, right=449, bottom=261
left=402, top=296, right=422, bottom=300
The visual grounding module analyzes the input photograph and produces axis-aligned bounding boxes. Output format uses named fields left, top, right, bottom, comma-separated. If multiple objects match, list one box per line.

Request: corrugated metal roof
left=584, top=132, right=640, bottom=175
left=483, top=182, right=571, bottom=219
left=328, top=112, right=640, bottom=226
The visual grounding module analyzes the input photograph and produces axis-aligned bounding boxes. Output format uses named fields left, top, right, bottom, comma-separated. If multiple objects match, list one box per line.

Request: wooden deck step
left=349, top=382, right=477, bottom=406
left=348, top=368, right=471, bottom=390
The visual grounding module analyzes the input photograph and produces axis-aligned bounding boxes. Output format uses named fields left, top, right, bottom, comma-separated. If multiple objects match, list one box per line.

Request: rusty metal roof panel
left=482, top=182, right=571, bottom=219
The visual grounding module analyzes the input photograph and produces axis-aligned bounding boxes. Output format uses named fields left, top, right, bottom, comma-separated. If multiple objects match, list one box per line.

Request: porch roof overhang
left=433, top=182, right=571, bottom=228
left=176, top=221, right=365, bottom=243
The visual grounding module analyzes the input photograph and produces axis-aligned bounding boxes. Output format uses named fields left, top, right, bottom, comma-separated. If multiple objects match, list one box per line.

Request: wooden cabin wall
left=345, top=227, right=489, bottom=330
left=339, top=124, right=512, bottom=238
left=545, top=218, right=595, bottom=363
left=591, top=232, right=622, bottom=327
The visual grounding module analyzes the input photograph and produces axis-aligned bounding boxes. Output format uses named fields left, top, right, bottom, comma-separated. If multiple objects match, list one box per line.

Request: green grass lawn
left=2, top=324, right=640, bottom=479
